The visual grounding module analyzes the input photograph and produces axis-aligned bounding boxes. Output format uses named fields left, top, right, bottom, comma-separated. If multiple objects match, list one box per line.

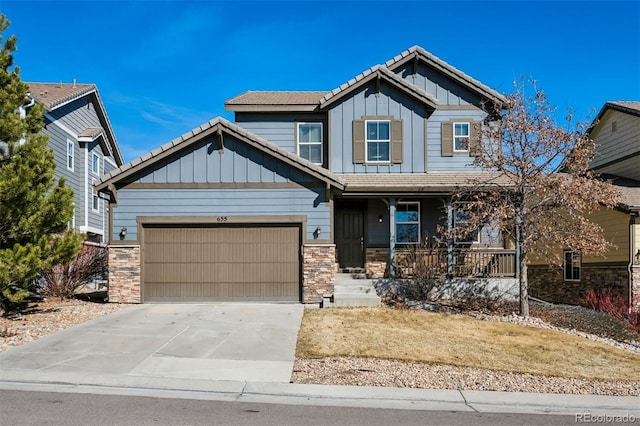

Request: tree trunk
left=519, top=255, right=529, bottom=317
left=515, top=207, right=529, bottom=317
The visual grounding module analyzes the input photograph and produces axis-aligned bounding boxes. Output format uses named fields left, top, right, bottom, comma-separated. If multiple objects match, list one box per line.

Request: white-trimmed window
left=91, top=179, right=99, bottom=212
left=396, top=202, right=420, bottom=244
left=564, top=251, right=581, bottom=281
left=453, top=204, right=479, bottom=243
left=67, top=140, right=74, bottom=171
left=366, top=120, right=390, bottom=162
left=297, top=122, right=322, bottom=164
left=91, top=152, right=100, bottom=174
left=453, top=122, right=470, bottom=152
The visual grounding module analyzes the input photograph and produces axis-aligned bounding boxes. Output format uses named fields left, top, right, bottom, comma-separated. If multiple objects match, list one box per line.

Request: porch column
left=446, top=199, right=453, bottom=276
left=389, top=198, right=397, bottom=277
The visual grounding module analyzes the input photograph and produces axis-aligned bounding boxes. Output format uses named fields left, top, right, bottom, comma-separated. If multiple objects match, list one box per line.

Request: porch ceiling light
left=378, top=215, right=384, bottom=223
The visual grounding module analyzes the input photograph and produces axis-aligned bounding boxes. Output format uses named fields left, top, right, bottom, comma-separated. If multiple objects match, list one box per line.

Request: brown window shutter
left=441, top=122, right=453, bottom=157
left=470, top=122, right=482, bottom=157
left=391, top=119, right=403, bottom=164
left=353, top=120, right=365, bottom=164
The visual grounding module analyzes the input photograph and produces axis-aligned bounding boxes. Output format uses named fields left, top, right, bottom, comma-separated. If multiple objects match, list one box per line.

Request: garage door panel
left=143, top=225, right=300, bottom=302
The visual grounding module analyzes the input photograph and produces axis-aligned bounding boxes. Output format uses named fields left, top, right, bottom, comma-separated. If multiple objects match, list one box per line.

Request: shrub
left=582, top=288, right=640, bottom=333
left=41, top=244, right=108, bottom=299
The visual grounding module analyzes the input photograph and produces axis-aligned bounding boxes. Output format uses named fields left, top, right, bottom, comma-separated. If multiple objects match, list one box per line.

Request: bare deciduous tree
left=451, top=78, right=619, bottom=317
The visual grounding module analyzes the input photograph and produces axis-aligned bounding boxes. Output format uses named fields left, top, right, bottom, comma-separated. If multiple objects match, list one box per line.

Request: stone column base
left=108, top=245, right=141, bottom=304
left=303, top=244, right=336, bottom=304
left=365, top=248, right=389, bottom=278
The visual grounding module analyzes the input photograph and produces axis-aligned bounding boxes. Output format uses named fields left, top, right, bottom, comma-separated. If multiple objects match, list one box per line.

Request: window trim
left=67, top=139, right=74, bottom=171
left=365, top=119, right=391, bottom=163
left=563, top=250, right=581, bottom=281
left=453, top=122, right=470, bottom=153
left=91, top=178, right=99, bottom=213
left=396, top=201, right=421, bottom=244
left=296, top=122, right=323, bottom=165
left=91, top=152, right=100, bottom=175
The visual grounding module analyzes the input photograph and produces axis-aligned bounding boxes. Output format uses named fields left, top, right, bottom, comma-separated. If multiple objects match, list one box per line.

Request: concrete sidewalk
left=1, top=374, right=638, bottom=417
left=0, top=303, right=638, bottom=417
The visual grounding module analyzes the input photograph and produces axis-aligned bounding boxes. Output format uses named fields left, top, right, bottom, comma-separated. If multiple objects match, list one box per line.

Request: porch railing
left=395, top=248, right=516, bottom=278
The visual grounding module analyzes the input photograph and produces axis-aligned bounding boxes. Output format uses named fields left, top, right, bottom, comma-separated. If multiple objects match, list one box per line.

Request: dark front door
left=336, top=207, right=364, bottom=268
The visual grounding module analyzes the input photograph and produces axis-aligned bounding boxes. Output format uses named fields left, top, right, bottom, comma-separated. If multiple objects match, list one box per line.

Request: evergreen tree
left=0, top=14, right=81, bottom=309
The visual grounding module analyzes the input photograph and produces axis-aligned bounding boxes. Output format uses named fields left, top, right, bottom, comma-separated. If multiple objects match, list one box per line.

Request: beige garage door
left=143, top=225, right=300, bottom=302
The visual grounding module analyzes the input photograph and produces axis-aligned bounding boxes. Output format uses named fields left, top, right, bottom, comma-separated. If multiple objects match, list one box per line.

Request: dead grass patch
left=296, top=307, right=640, bottom=382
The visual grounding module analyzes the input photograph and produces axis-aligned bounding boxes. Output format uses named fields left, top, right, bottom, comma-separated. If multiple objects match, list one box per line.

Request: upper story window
left=396, top=202, right=420, bottom=244
left=564, top=251, right=581, bottom=281
left=67, top=140, right=74, bottom=171
left=453, top=122, right=470, bottom=152
left=91, top=152, right=100, bottom=174
left=297, top=122, right=322, bottom=165
left=366, top=120, right=390, bottom=162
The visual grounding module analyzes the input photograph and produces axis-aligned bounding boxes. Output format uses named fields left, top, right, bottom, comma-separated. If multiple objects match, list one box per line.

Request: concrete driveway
left=0, top=303, right=304, bottom=385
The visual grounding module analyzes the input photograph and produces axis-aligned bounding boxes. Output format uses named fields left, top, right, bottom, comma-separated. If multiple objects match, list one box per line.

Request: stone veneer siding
left=528, top=263, right=629, bottom=305
left=108, top=245, right=141, bottom=304
left=366, top=248, right=390, bottom=278
left=303, top=244, right=336, bottom=304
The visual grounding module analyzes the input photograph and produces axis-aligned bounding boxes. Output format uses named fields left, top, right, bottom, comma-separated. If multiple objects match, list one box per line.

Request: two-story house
left=529, top=101, right=640, bottom=312
left=96, top=46, right=515, bottom=304
left=27, top=82, right=124, bottom=245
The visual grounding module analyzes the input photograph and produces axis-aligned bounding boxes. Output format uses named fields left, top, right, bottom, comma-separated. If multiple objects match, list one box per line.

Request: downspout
left=84, top=144, right=89, bottom=231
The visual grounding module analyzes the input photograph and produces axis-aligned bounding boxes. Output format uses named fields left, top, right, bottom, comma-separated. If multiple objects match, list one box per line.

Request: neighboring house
left=27, top=82, right=124, bottom=245
left=529, top=101, right=640, bottom=312
left=96, top=46, right=516, bottom=304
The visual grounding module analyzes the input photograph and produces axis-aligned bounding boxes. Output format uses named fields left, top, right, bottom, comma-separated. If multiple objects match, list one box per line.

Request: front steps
left=332, top=268, right=381, bottom=307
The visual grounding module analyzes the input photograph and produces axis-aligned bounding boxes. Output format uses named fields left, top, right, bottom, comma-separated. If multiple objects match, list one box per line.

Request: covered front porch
left=333, top=196, right=516, bottom=280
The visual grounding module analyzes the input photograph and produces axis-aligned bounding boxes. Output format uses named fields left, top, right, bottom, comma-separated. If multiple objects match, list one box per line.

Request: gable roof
left=27, top=82, right=124, bottom=166
left=224, top=45, right=504, bottom=113
left=318, top=65, right=438, bottom=109
left=95, top=116, right=346, bottom=193
left=590, top=101, right=640, bottom=132
left=384, top=46, right=507, bottom=107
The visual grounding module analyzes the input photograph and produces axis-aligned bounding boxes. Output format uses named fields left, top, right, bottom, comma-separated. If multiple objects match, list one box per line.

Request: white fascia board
left=79, top=225, right=104, bottom=236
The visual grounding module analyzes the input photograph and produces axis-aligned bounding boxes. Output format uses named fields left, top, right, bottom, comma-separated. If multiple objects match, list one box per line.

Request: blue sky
left=1, top=0, right=638, bottom=162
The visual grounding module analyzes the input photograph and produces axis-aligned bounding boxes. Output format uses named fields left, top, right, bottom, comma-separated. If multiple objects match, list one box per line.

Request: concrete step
left=333, top=272, right=381, bottom=307
left=333, top=293, right=381, bottom=307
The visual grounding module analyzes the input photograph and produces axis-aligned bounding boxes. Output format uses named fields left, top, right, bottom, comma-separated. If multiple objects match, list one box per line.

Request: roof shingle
left=27, top=82, right=96, bottom=109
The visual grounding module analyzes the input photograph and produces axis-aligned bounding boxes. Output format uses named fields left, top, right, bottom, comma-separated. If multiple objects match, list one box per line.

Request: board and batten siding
left=329, top=82, right=427, bottom=173
left=112, top=187, right=329, bottom=242
left=590, top=109, right=640, bottom=180
left=113, top=132, right=331, bottom=242
left=235, top=113, right=327, bottom=153
left=426, top=109, right=485, bottom=172
left=393, top=63, right=483, bottom=107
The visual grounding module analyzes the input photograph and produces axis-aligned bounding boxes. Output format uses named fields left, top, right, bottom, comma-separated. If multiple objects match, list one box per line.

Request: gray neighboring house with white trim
left=27, top=82, right=124, bottom=244
left=97, top=46, right=516, bottom=305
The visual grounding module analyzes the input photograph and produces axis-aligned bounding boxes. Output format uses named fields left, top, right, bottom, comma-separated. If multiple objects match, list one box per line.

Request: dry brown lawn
left=296, top=307, right=640, bottom=382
